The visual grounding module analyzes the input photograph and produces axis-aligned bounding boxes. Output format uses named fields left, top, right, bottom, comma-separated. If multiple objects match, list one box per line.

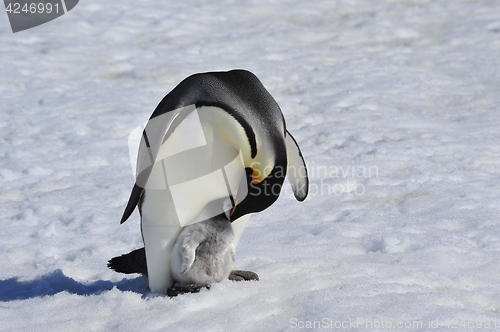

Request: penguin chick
left=170, top=213, right=235, bottom=291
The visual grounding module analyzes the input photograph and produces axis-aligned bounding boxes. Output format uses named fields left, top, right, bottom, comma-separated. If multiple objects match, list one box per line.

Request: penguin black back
left=121, top=70, right=288, bottom=225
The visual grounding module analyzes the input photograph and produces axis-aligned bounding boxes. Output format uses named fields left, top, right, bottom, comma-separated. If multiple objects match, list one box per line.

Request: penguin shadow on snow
left=0, top=269, right=148, bottom=302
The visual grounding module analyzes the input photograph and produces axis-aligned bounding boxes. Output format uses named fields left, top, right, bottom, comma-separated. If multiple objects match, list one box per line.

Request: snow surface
left=1, top=0, right=500, bottom=331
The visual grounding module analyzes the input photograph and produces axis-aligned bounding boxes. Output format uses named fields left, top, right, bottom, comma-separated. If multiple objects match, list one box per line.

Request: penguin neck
left=197, top=105, right=273, bottom=172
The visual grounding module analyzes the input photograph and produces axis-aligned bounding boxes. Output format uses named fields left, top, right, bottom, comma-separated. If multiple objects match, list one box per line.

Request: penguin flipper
left=120, top=184, right=143, bottom=224
left=107, top=247, right=148, bottom=275
left=285, top=130, right=309, bottom=201
left=177, top=229, right=206, bottom=274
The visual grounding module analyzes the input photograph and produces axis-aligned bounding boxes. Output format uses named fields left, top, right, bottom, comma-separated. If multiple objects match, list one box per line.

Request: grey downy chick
left=169, top=209, right=235, bottom=296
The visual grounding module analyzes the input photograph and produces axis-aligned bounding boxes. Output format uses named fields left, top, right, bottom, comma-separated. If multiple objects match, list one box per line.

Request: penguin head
left=197, top=105, right=287, bottom=222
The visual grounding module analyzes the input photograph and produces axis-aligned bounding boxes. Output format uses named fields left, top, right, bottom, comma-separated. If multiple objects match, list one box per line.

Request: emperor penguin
left=108, top=70, right=309, bottom=294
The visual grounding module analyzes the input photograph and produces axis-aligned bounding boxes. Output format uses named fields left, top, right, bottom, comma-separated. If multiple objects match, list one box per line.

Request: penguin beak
left=230, top=199, right=238, bottom=216
left=252, top=168, right=265, bottom=184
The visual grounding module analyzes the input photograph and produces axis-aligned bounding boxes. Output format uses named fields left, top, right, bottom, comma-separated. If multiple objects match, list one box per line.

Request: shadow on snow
left=0, top=269, right=147, bottom=302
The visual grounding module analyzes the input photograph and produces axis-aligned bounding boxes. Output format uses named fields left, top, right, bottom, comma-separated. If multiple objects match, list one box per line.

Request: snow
left=1, top=0, right=500, bottom=330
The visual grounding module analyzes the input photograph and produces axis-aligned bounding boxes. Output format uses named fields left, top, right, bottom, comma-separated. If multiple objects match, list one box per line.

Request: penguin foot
left=166, top=283, right=210, bottom=297
left=228, top=270, right=259, bottom=281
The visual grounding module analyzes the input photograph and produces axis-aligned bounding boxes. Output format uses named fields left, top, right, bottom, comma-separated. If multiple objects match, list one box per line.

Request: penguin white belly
left=141, top=187, right=182, bottom=293
left=171, top=216, right=235, bottom=286
left=141, top=106, right=250, bottom=292
left=231, top=214, right=250, bottom=249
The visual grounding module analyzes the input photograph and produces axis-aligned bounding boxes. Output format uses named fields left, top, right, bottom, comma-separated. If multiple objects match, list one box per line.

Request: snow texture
left=1, top=0, right=500, bottom=331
